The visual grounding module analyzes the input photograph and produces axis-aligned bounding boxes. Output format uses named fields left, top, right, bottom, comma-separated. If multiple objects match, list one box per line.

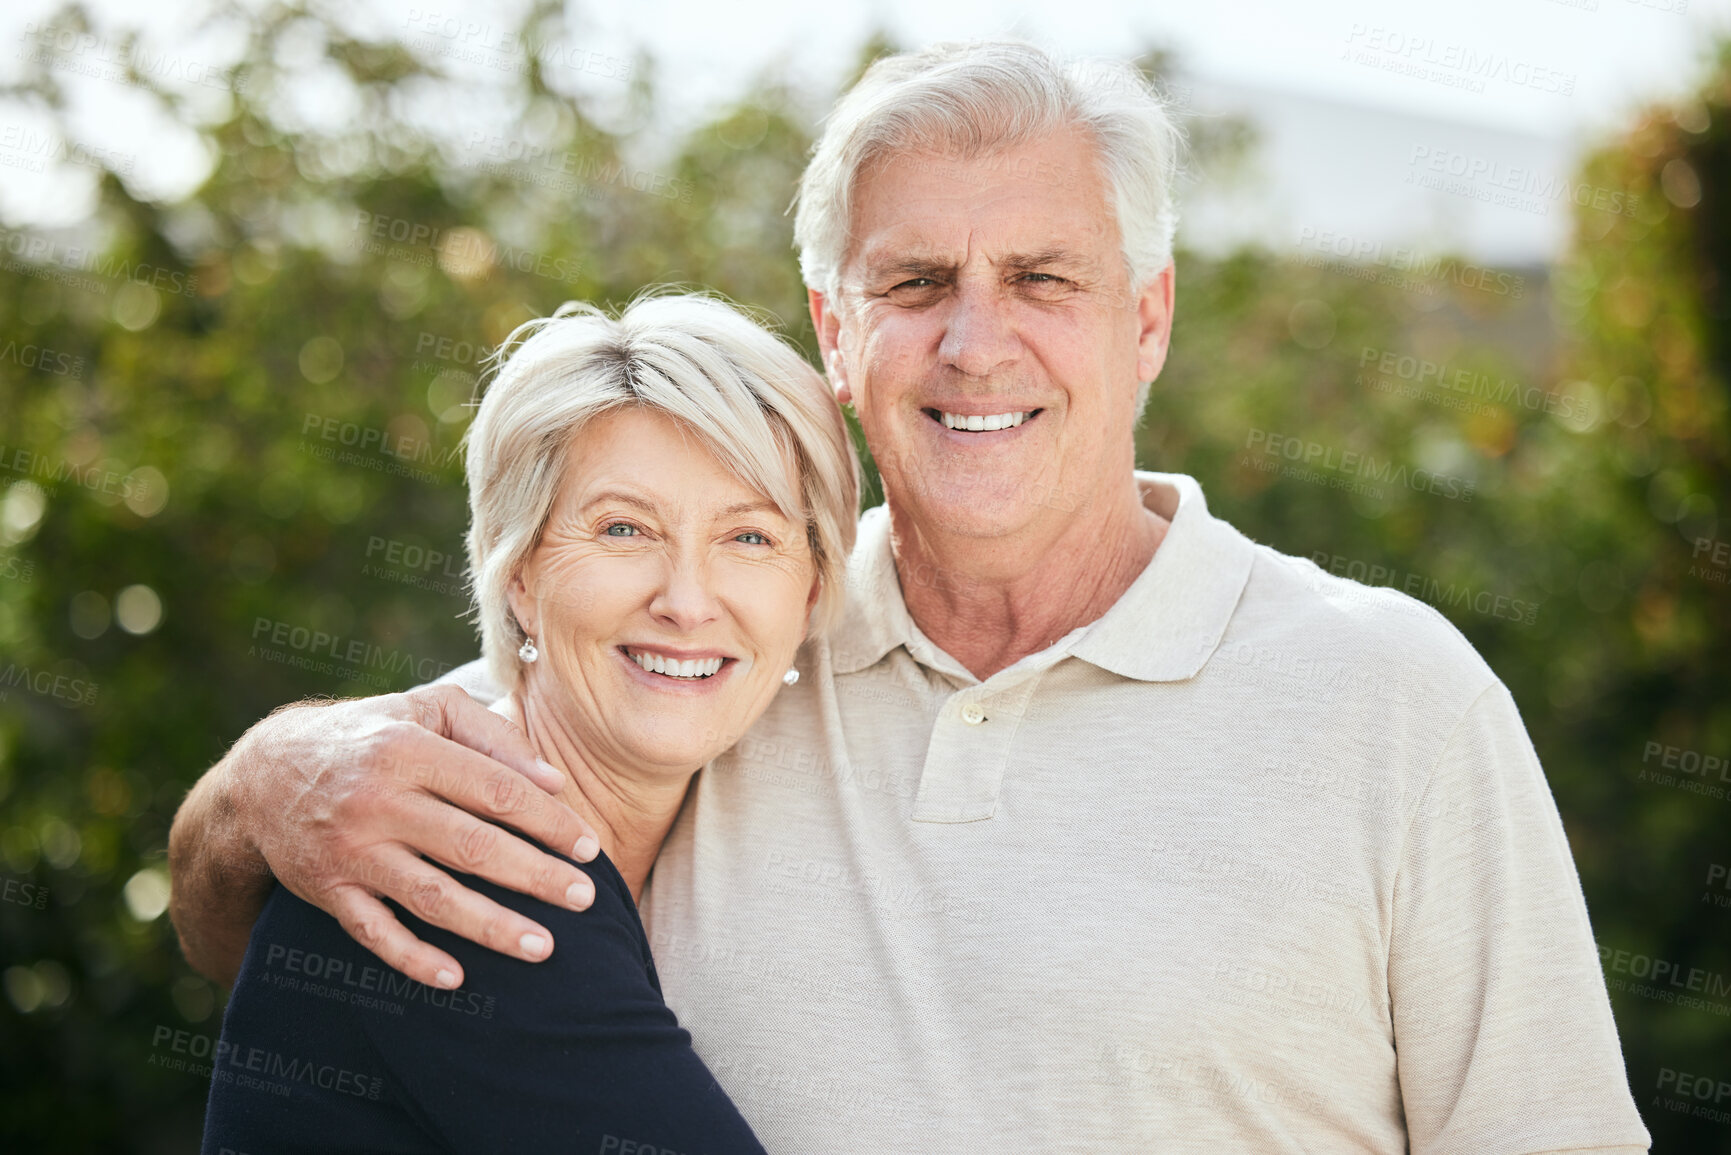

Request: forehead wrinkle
left=576, top=486, right=788, bottom=523
left=862, top=238, right=1095, bottom=282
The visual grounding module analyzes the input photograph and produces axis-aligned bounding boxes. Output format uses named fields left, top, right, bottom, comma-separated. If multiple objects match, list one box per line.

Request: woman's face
left=508, top=406, right=818, bottom=774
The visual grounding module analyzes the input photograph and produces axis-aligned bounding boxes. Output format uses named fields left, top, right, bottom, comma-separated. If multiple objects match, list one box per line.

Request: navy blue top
left=201, top=848, right=765, bottom=1154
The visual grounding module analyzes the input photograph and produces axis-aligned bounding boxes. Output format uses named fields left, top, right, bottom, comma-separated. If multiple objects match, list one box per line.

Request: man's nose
left=648, top=551, right=723, bottom=632
left=938, top=281, right=1020, bottom=378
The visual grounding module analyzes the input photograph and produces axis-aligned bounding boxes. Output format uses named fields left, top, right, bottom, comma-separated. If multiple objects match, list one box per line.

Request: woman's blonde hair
left=463, top=291, right=860, bottom=692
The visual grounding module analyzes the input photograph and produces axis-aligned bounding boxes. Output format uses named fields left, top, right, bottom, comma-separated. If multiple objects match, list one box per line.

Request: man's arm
left=1389, top=680, right=1650, bottom=1153
left=168, top=684, right=600, bottom=989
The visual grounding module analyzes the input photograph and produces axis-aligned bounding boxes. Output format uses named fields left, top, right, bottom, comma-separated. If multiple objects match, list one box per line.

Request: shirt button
left=961, top=702, right=986, bottom=725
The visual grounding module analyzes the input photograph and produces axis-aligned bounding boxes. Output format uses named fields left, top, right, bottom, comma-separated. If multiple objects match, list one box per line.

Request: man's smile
left=921, top=407, right=1044, bottom=433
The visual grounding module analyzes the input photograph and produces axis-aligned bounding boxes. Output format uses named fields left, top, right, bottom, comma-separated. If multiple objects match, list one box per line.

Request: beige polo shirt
left=452, top=471, right=1649, bottom=1152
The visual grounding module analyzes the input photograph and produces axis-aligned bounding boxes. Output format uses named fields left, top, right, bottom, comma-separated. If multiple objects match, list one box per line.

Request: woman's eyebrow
left=714, top=499, right=787, bottom=519
left=579, top=489, right=658, bottom=514
left=579, top=492, right=787, bottom=519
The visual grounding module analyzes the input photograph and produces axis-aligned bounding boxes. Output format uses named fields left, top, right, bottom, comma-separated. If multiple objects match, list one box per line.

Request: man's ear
left=1134, top=263, right=1176, bottom=385
left=808, top=287, right=851, bottom=406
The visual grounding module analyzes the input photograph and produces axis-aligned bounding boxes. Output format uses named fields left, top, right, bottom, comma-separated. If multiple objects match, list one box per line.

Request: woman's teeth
left=939, top=410, right=1030, bottom=431
left=628, top=650, right=723, bottom=679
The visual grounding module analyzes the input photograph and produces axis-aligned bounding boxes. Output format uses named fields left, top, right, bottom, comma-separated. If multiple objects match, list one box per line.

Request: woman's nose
left=647, top=553, right=722, bottom=632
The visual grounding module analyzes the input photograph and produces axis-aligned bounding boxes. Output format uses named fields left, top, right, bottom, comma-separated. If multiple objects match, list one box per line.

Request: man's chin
left=893, top=493, right=1050, bottom=542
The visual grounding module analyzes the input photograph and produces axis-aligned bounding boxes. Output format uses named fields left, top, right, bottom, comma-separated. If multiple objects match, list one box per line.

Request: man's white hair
left=793, top=39, right=1185, bottom=302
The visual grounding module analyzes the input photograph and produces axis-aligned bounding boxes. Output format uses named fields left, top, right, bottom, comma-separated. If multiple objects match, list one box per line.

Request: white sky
left=0, top=0, right=1724, bottom=262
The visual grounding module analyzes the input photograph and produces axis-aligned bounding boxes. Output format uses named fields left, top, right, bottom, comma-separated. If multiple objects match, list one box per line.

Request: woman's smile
left=616, top=644, right=738, bottom=691
left=508, top=405, right=818, bottom=775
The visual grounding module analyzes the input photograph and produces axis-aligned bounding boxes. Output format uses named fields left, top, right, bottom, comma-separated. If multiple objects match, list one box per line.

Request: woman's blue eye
left=736, top=531, right=767, bottom=545
left=605, top=523, right=638, bottom=537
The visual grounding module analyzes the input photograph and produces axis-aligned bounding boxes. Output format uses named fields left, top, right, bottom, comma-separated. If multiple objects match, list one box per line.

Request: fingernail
left=573, top=834, right=600, bottom=862
left=565, top=879, right=594, bottom=910
left=536, top=758, right=564, bottom=788
left=434, top=969, right=459, bottom=989
left=520, top=933, right=549, bottom=960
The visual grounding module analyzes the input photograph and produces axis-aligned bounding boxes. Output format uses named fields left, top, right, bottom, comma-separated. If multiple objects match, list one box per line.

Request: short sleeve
left=1388, top=681, right=1650, bottom=1154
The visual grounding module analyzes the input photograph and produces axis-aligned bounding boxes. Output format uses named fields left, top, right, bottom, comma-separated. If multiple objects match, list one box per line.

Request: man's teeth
left=628, top=650, right=723, bottom=679
left=939, top=410, right=1030, bottom=432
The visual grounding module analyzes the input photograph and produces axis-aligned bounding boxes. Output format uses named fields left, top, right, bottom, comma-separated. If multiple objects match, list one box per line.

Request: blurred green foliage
left=0, top=6, right=1727, bottom=1151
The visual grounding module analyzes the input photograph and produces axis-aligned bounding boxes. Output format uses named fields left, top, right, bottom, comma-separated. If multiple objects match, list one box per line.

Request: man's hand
left=168, top=684, right=599, bottom=990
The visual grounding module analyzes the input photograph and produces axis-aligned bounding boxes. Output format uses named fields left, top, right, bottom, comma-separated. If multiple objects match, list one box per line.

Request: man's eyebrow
left=864, top=255, right=957, bottom=281
left=862, top=248, right=1087, bottom=281
left=1001, top=247, right=1082, bottom=272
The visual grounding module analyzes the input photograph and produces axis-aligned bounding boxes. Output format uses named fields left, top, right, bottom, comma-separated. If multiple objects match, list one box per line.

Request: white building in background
left=1172, top=72, right=1600, bottom=269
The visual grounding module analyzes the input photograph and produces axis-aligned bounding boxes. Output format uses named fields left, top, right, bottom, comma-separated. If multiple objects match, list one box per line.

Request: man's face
left=813, top=128, right=1174, bottom=545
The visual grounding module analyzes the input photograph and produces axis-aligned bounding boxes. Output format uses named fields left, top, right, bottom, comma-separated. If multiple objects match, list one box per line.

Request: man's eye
left=1020, top=273, right=1062, bottom=284
left=604, top=523, right=639, bottom=537
left=736, top=531, right=769, bottom=545
left=893, top=278, right=934, bottom=290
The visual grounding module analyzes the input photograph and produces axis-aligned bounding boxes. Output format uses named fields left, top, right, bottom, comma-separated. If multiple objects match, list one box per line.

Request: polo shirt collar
left=827, top=471, right=1255, bottom=683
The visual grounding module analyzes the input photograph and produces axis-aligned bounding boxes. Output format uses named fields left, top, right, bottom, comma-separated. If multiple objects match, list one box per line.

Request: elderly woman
left=200, top=293, right=858, bottom=1153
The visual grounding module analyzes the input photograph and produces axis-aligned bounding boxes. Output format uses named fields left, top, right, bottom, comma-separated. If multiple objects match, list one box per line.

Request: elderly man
left=170, top=40, right=1648, bottom=1151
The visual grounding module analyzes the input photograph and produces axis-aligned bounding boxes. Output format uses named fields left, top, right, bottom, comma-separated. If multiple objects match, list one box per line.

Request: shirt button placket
left=961, top=701, right=986, bottom=725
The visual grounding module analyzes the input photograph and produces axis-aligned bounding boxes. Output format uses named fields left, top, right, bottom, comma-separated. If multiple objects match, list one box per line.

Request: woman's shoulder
left=234, top=848, right=663, bottom=1031
left=210, top=855, right=756, bottom=1153
left=405, top=845, right=675, bottom=1025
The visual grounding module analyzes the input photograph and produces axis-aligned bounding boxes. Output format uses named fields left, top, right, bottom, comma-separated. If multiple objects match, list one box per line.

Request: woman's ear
left=506, top=566, right=538, bottom=639
left=799, top=573, right=822, bottom=646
